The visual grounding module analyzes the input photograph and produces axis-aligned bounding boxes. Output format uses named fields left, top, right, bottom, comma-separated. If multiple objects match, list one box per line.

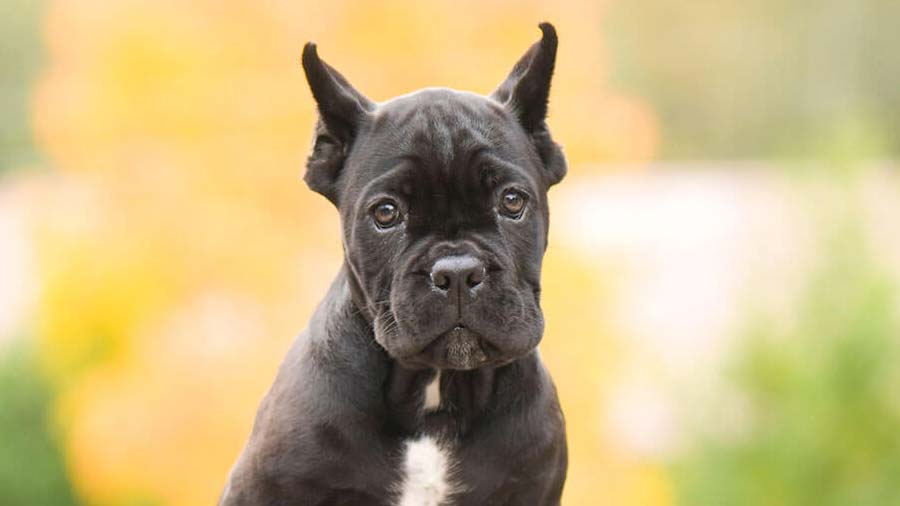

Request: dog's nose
left=430, top=255, right=485, bottom=294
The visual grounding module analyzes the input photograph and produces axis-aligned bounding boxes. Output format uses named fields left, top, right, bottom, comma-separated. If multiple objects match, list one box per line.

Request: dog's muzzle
left=403, top=254, right=497, bottom=369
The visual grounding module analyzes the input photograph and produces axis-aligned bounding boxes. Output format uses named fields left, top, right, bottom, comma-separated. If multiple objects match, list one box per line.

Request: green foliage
left=0, top=341, right=79, bottom=506
left=0, top=0, right=45, bottom=172
left=672, top=223, right=900, bottom=505
left=606, top=0, right=900, bottom=160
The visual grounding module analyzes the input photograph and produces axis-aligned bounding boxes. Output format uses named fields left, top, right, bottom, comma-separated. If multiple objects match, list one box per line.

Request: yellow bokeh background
left=22, top=1, right=665, bottom=504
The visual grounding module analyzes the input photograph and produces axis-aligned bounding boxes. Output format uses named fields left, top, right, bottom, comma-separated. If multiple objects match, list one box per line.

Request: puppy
left=220, top=22, right=568, bottom=506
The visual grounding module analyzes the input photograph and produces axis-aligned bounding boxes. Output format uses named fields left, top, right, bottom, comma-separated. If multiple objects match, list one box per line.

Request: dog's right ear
left=301, top=43, right=373, bottom=205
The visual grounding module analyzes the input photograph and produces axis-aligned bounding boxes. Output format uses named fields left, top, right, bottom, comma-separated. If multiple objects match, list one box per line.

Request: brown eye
left=372, top=200, right=401, bottom=228
left=499, top=189, right=527, bottom=218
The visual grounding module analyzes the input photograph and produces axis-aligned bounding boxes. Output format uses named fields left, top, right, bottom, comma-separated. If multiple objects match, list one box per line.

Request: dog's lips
left=405, top=324, right=491, bottom=370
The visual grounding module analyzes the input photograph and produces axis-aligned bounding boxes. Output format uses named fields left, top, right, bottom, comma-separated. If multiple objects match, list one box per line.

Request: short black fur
left=220, top=23, right=568, bottom=506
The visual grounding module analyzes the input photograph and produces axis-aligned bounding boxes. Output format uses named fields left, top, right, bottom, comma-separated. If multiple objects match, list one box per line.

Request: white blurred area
left=0, top=179, right=37, bottom=349
left=552, top=164, right=900, bottom=459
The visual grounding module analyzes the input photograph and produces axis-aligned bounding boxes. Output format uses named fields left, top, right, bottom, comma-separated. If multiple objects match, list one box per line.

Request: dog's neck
left=383, top=362, right=500, bottom=438
left=323, top=266, right=539, bottom=439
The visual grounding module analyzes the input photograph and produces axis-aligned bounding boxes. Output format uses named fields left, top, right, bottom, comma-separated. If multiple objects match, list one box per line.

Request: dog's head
left=301, top=23, right=566, bottom=370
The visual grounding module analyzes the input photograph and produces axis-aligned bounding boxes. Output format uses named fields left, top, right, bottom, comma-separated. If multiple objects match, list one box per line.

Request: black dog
left=220, top=22, right=568, bottom=506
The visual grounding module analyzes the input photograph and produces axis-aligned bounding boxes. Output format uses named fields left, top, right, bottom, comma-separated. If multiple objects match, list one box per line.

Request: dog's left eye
left=372, top=199, right=402, bottom=228
left=499, top=189, right=528, bottom=219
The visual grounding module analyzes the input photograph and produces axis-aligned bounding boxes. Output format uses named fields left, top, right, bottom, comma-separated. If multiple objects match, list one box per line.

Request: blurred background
left=2, top=1, right=899, bottom=505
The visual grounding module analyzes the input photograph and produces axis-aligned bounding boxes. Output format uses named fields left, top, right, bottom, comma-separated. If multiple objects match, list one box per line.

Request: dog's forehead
left=370, top=89, right=524, bottom=164
left=376, top=88, right=508, bottom=129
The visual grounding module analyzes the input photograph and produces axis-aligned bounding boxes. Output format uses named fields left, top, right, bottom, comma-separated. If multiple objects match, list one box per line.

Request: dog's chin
left=390, top=325, right=536, bottom=371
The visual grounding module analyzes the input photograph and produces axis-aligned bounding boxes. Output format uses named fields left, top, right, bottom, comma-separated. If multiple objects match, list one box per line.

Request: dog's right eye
left=372, top=199, right=402, bottom=228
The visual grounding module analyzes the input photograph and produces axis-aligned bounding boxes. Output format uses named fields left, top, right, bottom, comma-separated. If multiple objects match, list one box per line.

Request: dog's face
left=341, top=90, right=553, bottom=370
left=302, top=24, right=566, bottom=370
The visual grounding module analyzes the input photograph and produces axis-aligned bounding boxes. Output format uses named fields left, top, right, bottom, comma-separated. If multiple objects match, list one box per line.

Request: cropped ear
left=301, top=43, right=374, bottom=204
left=492, top=23, right=567, bottom=187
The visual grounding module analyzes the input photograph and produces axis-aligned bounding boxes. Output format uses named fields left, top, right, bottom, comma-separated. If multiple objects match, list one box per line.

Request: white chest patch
left=424, top=371, right=441, bottom=411
left=395, top=436, right=456, bottom=506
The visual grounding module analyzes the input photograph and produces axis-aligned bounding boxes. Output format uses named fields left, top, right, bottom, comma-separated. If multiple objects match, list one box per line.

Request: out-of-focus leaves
left=0, top=341, right=79, bottom=506
left=606, top=0, right=900, bottom=160
left=672, top=218, right=900, bottom=505
left=0, top=0, right=45, bottom=172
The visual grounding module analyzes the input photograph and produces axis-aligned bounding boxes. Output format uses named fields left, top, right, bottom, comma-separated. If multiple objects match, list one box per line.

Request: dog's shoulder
left=220, top=293, right=400, bottom=504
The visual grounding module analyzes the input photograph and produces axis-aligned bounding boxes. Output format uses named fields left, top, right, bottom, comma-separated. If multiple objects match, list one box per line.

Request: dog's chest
left=394, top=372, right=459, bottom=506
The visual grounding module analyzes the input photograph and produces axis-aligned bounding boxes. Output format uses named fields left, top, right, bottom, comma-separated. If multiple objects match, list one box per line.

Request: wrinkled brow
left=478, top=152, right=536, bottom=191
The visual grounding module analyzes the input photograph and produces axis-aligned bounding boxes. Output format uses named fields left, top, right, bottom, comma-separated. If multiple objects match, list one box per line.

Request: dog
left=220, top=22, right=568, bottom=506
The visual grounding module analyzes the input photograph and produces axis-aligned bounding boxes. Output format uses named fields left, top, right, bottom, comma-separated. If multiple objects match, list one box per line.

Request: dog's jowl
left=220, top=23, right=568, bottom=506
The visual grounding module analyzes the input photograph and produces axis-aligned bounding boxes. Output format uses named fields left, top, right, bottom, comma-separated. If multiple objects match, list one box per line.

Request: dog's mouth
left=403, top=324, right=497, bottom=370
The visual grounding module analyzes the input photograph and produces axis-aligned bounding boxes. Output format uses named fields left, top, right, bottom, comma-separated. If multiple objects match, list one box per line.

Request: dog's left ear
left=302, top=43, right=374, bottom=205
left=492, top=22, right=567, bottom=187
